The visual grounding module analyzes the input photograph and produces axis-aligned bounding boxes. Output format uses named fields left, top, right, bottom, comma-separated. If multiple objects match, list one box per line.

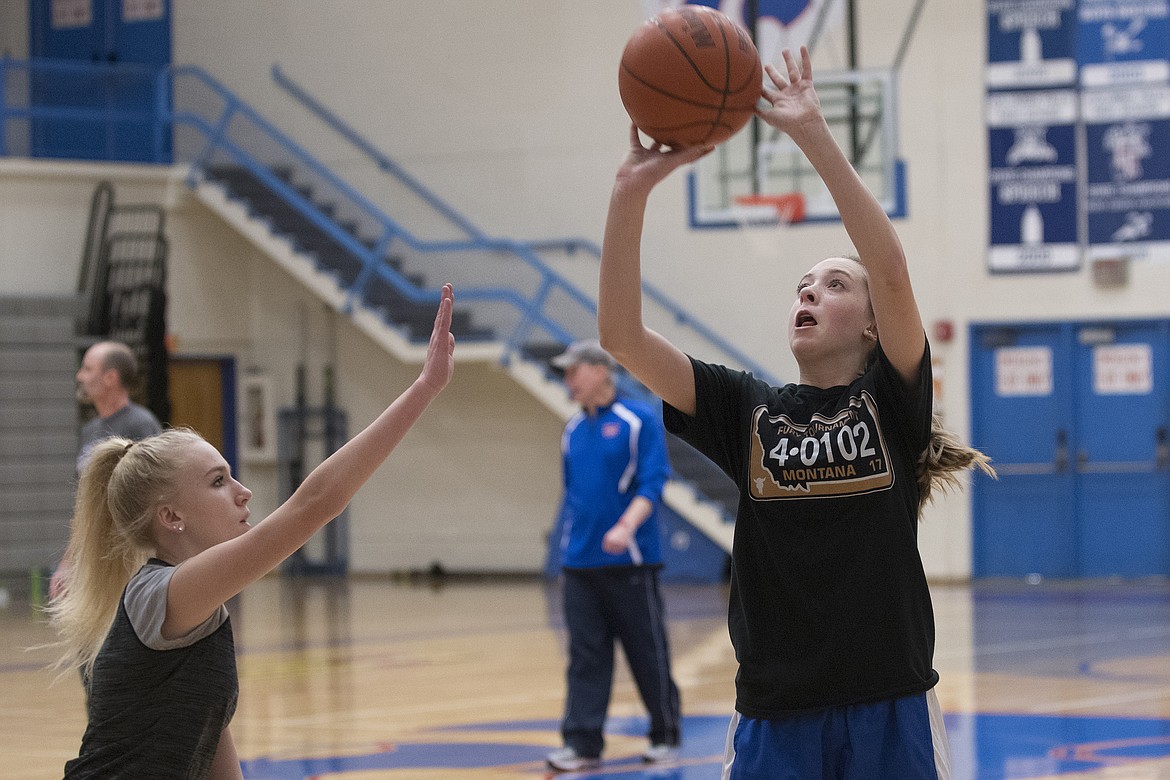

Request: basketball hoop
left=727, top=192, right=807, bottom=260
left=733, top=192, right=807, bottom=225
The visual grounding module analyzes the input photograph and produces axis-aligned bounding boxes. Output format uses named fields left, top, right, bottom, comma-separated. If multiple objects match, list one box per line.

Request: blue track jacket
left=558, top=396, right=671, bottom=569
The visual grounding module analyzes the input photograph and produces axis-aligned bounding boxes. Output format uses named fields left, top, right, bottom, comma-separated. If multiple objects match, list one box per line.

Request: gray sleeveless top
left=64, top=560, right=238, bottom=778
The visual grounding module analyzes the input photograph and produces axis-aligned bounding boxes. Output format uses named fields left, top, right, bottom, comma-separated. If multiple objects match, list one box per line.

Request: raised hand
left=756, top=46, right=824, bottom=142
left=614, top=123, right=714, bottom=197
left=420, top=283, right=455, bottom=394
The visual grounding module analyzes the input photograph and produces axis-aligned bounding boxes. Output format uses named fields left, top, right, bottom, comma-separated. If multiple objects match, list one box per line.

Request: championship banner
left=1083, top=83, right=1170, bottom=263
left=1077, top=0, right=1170, bottom=87
left=987, top=89, right=1082, bottom=272
left=986, top=0, right=1170, bottom=271
left=985, top=0, right=1080, bottom=272
left=1079, top=0, right=1170, bottom=263
left=986, top=0, right=1078, bottom=89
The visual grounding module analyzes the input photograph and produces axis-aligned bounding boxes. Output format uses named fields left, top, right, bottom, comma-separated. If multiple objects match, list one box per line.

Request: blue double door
left=28, top=0, right=171, bottom=162
left=971, top=320, right=1170, bottom=578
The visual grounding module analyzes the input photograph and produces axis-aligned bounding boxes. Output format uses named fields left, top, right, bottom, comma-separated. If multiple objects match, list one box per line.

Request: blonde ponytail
left=916, top=415, right=996, bottom=515
left=46, top=429, right=202, bottom=678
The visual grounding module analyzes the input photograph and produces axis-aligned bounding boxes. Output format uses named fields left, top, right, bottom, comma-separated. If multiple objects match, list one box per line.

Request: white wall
left=9, top=1, right=1170, bottom=577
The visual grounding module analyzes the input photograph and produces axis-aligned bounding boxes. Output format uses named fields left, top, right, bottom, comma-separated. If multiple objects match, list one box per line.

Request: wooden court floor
left=3, top=574, right=1170, bottom=779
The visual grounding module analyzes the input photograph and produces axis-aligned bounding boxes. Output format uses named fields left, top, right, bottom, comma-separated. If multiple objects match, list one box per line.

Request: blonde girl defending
left=50, top=285, right=456, bottom=779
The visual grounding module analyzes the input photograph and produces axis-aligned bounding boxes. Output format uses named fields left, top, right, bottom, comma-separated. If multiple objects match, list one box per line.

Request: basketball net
left=728, top=192, right=807, bottom=259
left=735, top=193, right=807, bottom=224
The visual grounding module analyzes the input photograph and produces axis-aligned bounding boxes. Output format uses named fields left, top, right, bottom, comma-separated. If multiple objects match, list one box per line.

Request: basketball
left=618, top=5, right=762, bottom=148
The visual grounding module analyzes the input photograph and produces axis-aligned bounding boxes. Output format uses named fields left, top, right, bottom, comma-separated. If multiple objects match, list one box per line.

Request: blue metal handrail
left=271, top=65, right=485, bottom=244
left=162, top=63, right=589, bottom=355
left=270, top=64, right=779, bottom=385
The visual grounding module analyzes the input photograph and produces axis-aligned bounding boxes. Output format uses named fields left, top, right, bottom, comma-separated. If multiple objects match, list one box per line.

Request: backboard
left=659, top=0, right=920, bottom=228
left=689, top=67, right=906, bottom=228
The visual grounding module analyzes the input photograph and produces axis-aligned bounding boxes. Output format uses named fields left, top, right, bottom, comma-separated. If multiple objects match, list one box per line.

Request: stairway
left=205, top=164, right=495, bottom=343
left=0, top=296, right=79, bottom=575
left=194, top=161, right=740, bottom=558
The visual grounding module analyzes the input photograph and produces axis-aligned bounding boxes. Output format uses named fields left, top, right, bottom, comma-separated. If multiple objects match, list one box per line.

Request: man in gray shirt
left=52, top=341, right=163, bottom=599
left=74, top=341, right=163, bottom=472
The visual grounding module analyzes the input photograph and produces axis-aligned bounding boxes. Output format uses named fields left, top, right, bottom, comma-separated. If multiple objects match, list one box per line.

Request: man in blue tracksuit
left=546, top=339, right=682, bottom=772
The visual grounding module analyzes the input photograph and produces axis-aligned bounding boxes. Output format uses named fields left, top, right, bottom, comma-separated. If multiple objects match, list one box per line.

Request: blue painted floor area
left=945, top=715, right=1170, bottom=780
left=949, top=712, right=1170, bottom=779
left=240, top=712, right=1170, bottom=778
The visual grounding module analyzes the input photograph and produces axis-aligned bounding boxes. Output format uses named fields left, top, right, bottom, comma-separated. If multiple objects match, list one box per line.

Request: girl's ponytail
left=47, top=430, right=201, bottom=678
left=917, top=415, right=997, bottom=515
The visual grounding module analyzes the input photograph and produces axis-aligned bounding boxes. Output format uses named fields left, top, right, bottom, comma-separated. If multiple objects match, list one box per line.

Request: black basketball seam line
left=691, top=13, right=748, bottom=143
left=726, top=56, right=762, bottom=94
left=652, top=13, right=734, bottom=99
left=624, top=20, right=758, bottom=109
left=709, top=19, right=763, bottom=136
left=636, top=119, right=742, bottom=135
left=710, top=14, right=734, bottom=141
left=619, top=63, right=757, bottom=112
left=725, top=23, right=763, bottom=94
left=625, top=10, right=760, bottom=143
left=709, top=15, right=763, bottom=100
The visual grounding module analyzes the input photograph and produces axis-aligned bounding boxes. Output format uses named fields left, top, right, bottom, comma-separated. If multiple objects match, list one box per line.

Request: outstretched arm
left=598, top=125, right=712, bottom=415
left=163, top=285, right=456, bottom=637
left=758, top=47, right=925, bottom=382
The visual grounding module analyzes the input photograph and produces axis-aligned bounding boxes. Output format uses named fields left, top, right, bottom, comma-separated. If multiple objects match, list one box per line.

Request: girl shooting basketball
left=597, top=47, right=991, bottom=779
left=49, top=285, right=456, bottom=779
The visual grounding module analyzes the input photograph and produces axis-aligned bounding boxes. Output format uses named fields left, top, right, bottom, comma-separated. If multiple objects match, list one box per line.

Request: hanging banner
left=986, top=0, right=1078, bottom=89
left=1083, top=82, right=1170, bottom=263
left=986, top=0, right=1170, bottom=272
left=1077, top=0, right=1170, bottom=87
left=987, top=89, right=1082, bottom=271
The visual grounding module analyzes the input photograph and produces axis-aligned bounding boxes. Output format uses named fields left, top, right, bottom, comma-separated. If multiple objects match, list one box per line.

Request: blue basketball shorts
left=721, top=689, right=951, bottom=780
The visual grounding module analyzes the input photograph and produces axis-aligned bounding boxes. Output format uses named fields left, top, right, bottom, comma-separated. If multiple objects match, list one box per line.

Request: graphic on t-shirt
left=749, top=391, right=894, bottom=499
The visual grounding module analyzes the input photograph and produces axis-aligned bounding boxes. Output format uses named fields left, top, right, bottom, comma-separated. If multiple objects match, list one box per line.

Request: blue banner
left=986, top=0, right=1170, bottom=271
left=987, top=0, right=1078, bottom=88
left=987, top=90, right=1082, bottom=271
left=1078, top=0, right=1170, bottom=86
left=1083, top=84, right=1170, bottom=262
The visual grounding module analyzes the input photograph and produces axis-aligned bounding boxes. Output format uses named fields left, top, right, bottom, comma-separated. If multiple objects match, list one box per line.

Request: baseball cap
left=551, top=339, right=616, bottom=369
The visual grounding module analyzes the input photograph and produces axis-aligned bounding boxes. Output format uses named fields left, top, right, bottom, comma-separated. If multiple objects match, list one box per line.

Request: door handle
left=1077, top=426, right=1168, bottom=474
left=994, top=429, right=1070, bottom=476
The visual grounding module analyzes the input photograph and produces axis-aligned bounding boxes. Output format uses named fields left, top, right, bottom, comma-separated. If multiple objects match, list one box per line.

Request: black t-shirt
left=664, top=344, right=937, bottom=718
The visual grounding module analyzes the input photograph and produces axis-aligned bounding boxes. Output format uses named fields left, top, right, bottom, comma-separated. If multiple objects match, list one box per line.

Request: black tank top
left=64, top=561, right=238, bottom=778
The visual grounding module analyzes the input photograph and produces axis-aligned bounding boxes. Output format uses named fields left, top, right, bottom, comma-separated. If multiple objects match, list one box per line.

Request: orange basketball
left=618, top=5, right=762, bottom=148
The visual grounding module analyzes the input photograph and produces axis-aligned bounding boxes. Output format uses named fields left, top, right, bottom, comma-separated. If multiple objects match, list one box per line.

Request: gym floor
left=3, top=575, right=1170, bottom=779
